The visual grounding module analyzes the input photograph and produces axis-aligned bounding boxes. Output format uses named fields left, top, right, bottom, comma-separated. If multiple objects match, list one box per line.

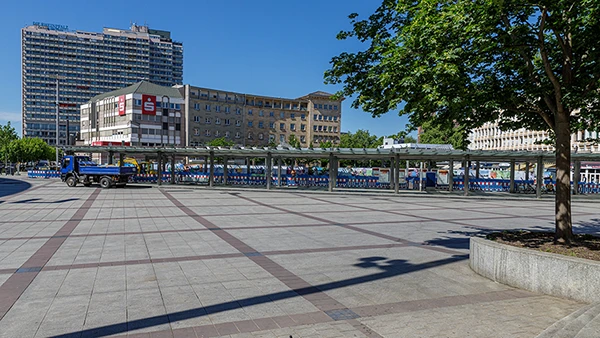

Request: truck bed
left=78, top=166, right=137, bottom=176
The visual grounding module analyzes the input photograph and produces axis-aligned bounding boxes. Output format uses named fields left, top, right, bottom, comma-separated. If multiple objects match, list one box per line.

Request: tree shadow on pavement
left=55, top=254, right=468, bottom=337
left=423, top=227, right=498, bottom=250
left=0, top=177, right=32, bottom=199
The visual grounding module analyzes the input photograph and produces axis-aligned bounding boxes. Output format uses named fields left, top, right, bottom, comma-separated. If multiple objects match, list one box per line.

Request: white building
left=80, top=81, right=185, bottom=148
left=468, top=122, right=600, bottom=153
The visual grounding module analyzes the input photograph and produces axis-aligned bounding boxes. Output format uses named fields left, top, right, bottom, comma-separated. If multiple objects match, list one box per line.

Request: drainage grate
left=325, top=308, right=360, bottom=321
left=16, top=267, right=43, bottom=273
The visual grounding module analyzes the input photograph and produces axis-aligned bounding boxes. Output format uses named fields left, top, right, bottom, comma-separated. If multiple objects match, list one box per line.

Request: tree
left=207, top=137, right=235, bottom=147
left=418, top=120, right=468, bottom=150
left=1, top=122, right=18, bottom=168
left=318, top=140, right=333, bottom=149
left=288, top=135, right=301, bottom=148
left=7, top=138, right=55, bottom=164
left=325, top=0, right=600, bottom=243
left=339, top=129, right=380, bottom=148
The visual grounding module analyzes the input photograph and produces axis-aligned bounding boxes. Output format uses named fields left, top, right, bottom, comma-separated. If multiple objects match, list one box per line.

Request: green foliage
left=288, top=135, right=301, bottom=148
left=267, top=139, right=278, bottom=148
left=318, top=140, right=333, bottom=149
left=325, top=0, right=600, bottom=136
left=0, top=122, right=18, bottom=162
left=6, top=137, right=55, bottom=163
left=207, top=137, right=235, bottom=147
left=418, top=120, right=468, bottom=150
left=339, top=129, right=380, bottom=148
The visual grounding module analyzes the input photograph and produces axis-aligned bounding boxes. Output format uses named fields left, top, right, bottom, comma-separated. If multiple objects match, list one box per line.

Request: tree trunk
left=554, top=109, right=573, bottom=244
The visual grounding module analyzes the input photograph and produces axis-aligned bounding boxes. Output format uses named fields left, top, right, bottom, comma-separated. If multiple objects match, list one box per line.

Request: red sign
left=91, top=141, right=131, bottom=146
left=118, top=95, right=126, bottom=116
left=142, top=95, right=156, bottom=115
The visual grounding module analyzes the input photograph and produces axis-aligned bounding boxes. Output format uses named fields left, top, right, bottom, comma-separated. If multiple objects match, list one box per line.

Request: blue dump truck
left=60, top=155, right=137, bottom=188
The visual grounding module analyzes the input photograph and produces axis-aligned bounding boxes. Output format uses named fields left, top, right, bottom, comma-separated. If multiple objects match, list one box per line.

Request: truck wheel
left=66, top=176, right=77, bottom=187
left=99, top=177, right=112, bottom=189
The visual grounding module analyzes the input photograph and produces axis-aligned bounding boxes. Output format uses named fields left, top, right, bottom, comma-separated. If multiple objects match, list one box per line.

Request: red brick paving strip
left=0, top=188, right=100, bottom=320
left=112, top=289, right=534, bottom=338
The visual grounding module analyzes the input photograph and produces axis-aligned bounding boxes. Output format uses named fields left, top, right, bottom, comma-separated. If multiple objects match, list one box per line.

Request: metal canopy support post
left=246, top=157, right=251, bottom=185
left=119, top=152, right=124, bottom=169
left=108, top=151, right=114, bottom=165
left=394, top=154, right=400, bottom=194
left=390, top=156, right=395, bottom=190
left=536, top=157, right=543, bottom=198
left=448, top=159, right=454, bottom=192
left=475, top=161, right=480, bottom=179
left=405, top=160, right=409, bottom=183
left=419, top=161, right=424, bottom=192
left=574, top=160, right=581, bottom=195
left=223, top=156, right=228, bottom=185
left=157, top=153, right=162, bottom=186
left=277, top=157, right=282, bottom=187
left=209, top=152, right=215, bottom=188
left=509, top=159, right=516, bottom=193
left=525, top=162, right=530, bottom=181
left=463, top=157, right=470, bottom=196
left=170, top=155, right=176, bottom=184
left=203, top=156, right=208, bottom=173
left=329, top=154, right=335, bottom=192
left=266, top=153, right=272, bottom=190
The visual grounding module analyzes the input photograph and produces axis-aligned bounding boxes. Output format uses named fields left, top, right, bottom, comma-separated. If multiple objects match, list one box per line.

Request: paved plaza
left=0, top=177, right=598, bottom=337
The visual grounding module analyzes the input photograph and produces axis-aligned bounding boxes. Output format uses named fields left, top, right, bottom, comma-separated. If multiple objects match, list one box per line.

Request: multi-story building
left=22, top=22, right=183, bottom=145
left=80, top=81, right=185, bottom=148
left=468, top=121, right=600, bottom=153
left=182, top=86, right=342, bottom=147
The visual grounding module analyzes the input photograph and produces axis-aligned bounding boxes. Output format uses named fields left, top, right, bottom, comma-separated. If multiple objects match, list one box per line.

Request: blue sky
left=0, top=0, right=410, bottom=137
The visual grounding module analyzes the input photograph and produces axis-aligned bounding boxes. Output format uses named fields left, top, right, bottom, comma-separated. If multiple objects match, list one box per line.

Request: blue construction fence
left=28, top=170, right=600, bottom=194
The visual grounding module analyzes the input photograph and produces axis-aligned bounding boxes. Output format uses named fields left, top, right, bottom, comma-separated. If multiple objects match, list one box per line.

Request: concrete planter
left=470, top=237, right=600, bottom=303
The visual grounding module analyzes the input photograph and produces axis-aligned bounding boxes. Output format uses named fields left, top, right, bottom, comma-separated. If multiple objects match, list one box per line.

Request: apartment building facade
left=182, top=85, right=342, bottom=147
left=22, top=22, right=183, bottom=145
left=468, top=121, right=600, bottom=153
left=80, top=81, right=185, bottom=147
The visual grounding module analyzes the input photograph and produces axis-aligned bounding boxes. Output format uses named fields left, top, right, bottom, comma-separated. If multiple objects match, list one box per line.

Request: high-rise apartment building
left=21, top=22, right=183, bottom=145
left=182, top=85, right=342, bottom=147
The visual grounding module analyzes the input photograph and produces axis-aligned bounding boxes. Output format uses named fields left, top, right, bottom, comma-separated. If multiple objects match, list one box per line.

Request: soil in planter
left=487, top=231, right=600, bottom=262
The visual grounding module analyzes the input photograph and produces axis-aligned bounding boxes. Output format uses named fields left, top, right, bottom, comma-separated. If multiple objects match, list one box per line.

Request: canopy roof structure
left=62, top=145, right=600, bottom=162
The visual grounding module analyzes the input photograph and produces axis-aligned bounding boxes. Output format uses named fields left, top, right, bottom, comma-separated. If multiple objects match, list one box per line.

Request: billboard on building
left=118, top=95, right=126, bottom=116
left=142, top=95, right=156, bottom=115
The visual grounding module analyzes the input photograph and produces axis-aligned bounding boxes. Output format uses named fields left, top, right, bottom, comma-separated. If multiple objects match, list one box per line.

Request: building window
left=334, top=116, right=338, bottom=121
left=259, top=110, right=264, bottom=117
left=205, top=104, right=211, bottom=111
left=280, top=112, right=285, bottom=118
left=247, top=132, right=253, bottom=139
left=224, top=119, right=230, bottom=126
left=290, top=123, right=296, bottom=131
left=314, top=103, right=318, bottom=109
left=215, top=105, right=221, bottom=112
left=248, top=109, right=253, bottom=115
left=280, top=134, right=285, bottom=143
left=269, top=111, right=274, bottom=117
left=323, top=105, right=328, bottom=110
left=236, top=108, right=241, bottom=115
left=301, top=124, right=306, bottom=131
left=205, top=117, right=211, bottom=124
left=318, top=126, right=323, bottom=131
left=280, top=123, right=285, bottom=130
left=258, top=133, right=264, bottom=140
left=328, top=126, right=332, bottom=132
left=194, top=116, right=200, bottom=122
left=333, top=126, right=337, bottom=132
left=269, top=122, right=275, bottom=129
left=329, top=105, right=333, bottom=110
left=225, top=106, right=230, bottom=113
left=290, top=113, right=295, bottom=119
left=300, top=136, right=306, bottom=143
left=215, top=130, right=220, bottom=137
left=215, top=118, right=221, bottom=125
left=236, top=120, right=241, bottom=126
left=318, top=115, right=323, bottom=121
left=205, top=130, right=211, bottom=136
left=313, top=114, right=318, bottom=120
left=334, top=105, right=338, bottom=110
left=135, top=99, right=142, bottom=106
left=313, top=125, right=317, bottom=131
left=318, top=104, right=323, bottom=109
left=175, top=104, right=181, bottom=110
left=259, top=121, right=264, bottom=128
left=301, top=114, right=305, bottom=120
left=194, top=103, right=200, bottom=110
left=193, top=128, right=199, bottom=136
left=235, top=132, right=241, bottom=138
left=225, top=131, right=230, bottom=138
left=329, top=116, right=333, bottom=121
left=248, top=121, right=253, bottom=127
